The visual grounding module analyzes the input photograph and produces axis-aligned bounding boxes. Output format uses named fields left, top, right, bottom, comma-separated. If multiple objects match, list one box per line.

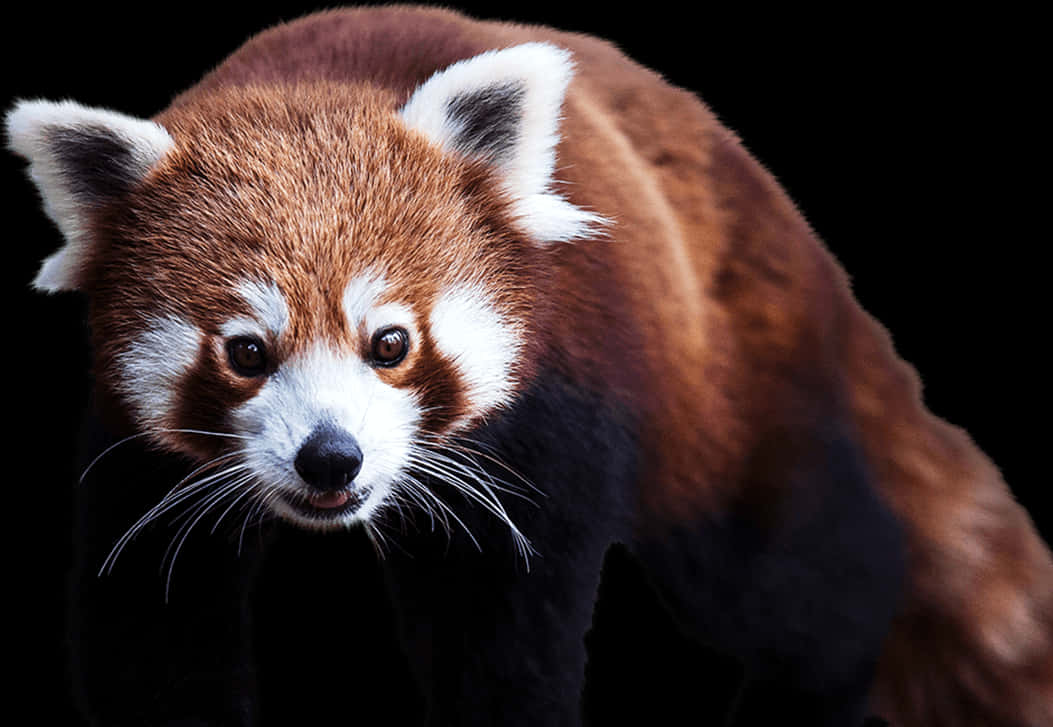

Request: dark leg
left=582, top=543, right=746, bottom=726
left=386, top=525, right=612, bottom=726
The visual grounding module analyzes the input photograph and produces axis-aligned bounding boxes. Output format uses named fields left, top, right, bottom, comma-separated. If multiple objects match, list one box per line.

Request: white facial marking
left=231, top=344, right=420, bottom=529
left=365, top=302, right=416, bottom=339
left=236, top=279, right=290, bottom=337
left=221, top=279, right=291, bottom=344
left=430, top=285, right=521, bottom=422
left=342, top=271, right=387, bottom=330
left=117, top=314, right=201, bottom=433
left=343, top=271, right=419, bottom=352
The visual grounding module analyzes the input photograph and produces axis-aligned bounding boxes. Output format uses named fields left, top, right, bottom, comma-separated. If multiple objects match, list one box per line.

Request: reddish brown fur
left=87, top=80, right=537, bottom=456
left=78, top=6, right=1052, bottom=725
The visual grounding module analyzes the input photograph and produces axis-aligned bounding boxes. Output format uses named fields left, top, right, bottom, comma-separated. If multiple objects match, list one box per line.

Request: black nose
left=294, top=424, right=364, bottom=491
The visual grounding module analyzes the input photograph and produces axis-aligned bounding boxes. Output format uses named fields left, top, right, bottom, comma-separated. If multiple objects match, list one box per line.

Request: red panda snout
left=293, top=423, right=365, bottom=492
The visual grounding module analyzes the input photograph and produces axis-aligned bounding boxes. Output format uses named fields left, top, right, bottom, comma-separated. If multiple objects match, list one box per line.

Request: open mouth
left=280, top=486, right=370, bottom=520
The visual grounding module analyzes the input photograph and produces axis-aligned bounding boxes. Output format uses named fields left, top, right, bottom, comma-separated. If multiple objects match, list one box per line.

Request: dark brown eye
left=371, top=327, right=409, bottom=367
left=227, top=337, right=268, bottom=377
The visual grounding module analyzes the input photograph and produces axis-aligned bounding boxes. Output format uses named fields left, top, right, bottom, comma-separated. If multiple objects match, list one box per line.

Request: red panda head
left=9, top=43, right=601, bottom=532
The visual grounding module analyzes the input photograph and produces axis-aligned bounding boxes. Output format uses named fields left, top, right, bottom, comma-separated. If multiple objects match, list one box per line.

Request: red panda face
left=95, top=86, right=535, bottom=532
left=10, top=44, right=600, bottom=532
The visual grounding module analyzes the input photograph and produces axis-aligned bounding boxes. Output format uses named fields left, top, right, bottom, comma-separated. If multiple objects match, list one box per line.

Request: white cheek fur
left=429, top=284, right=521, bottom=422
left=117, top=314, right=202, bottom=435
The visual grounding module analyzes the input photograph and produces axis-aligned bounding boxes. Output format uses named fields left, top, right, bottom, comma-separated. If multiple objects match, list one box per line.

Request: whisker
left=362, top=520, right=390, bottom=560
left=210, top=478, right=262, bottom=536
left=416, top=431, right=543, bottom=501
left=165, top=464, right=252, bottom=529
left=405, top=447, right=532, bottom=563
left=238, top=496, right=267, bottom=556
left=430, top=445, right=538, bottom=507
left=79, top=431, right=154, bottom=484
left=162, top=473, right=256, bottom=602
left=164, top=472, right=253, bottom=553
left=398, top=472, right=479, bottom=552
left=438, top=453, right=534, bottom=564
left=438, top=437, right=544, bottom=499
left=239, top=487, right=281, bottom=555
left=396, top=483, right=436, bottom=534
left=99, top=456, right=247, bottom=576
left=380, top=490, right=411, bottom=535
left=409, top=451, right=515, bottom=523
left=161, top=480, right=243, bottom=569
left=80, top=427, right=250, bottom=484
left=394, top=476, right=442, bottom=532
left=410, top=436, right=543, bottom=560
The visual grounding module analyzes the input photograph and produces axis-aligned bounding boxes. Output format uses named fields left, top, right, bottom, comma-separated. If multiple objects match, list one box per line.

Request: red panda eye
left=371, top=327, right=409, bottom=367
left=227, top=337, right=268, bottom=377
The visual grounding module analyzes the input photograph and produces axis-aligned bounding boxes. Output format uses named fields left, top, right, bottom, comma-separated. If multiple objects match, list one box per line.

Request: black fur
left=445, top=82, right=526, bottom=164
left=68, top=367, right=904, bottom=726
left=47, top=124, right=143, bottom=204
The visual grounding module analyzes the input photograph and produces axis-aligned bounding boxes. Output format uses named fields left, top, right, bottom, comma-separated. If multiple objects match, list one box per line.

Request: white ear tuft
left=6, top=99, right=173, bottom=292
left=399, top=43, right=605, bottom=243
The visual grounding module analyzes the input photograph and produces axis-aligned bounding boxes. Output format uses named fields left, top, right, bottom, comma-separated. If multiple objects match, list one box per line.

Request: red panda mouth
left=281, top=487, right=370, bottom=520
left=309, top=491, right=352, bottom=509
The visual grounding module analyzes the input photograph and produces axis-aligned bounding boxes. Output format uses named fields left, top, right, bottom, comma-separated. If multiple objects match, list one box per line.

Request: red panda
left=7, top=6, right=1051, bottom=726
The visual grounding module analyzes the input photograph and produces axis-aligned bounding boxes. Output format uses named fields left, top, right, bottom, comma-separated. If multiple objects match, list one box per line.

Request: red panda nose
left=294, top=424, right=364, bottom=491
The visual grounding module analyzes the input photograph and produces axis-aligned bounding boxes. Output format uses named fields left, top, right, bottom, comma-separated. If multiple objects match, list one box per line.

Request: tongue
left=309, top=491, right=351, bottom=509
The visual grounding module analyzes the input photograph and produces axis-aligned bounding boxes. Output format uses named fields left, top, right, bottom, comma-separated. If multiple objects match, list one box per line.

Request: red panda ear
left=5, top=99, right=173, bottom=292
left=399, top=43, right=606, bottom=244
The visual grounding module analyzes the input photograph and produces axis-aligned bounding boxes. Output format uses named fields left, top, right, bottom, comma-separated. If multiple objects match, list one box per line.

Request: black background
left=3, top=3, right=1045, bottom=725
